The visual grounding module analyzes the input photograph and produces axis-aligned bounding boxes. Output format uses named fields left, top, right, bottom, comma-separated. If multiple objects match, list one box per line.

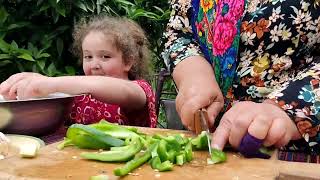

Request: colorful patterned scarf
left=190, top=0, right=246, bottom=97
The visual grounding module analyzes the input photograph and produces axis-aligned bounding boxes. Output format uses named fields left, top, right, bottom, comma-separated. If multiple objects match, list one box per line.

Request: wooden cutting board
left=0, top=128, right=319, bottom=180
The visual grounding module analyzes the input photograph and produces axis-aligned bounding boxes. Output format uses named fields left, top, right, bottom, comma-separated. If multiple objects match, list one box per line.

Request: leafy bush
left=0, top=0, right=170, bottom=81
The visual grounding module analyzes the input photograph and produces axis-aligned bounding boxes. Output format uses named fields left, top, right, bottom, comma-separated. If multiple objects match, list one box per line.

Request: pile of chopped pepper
left=58, top=120, right=226, bottom=177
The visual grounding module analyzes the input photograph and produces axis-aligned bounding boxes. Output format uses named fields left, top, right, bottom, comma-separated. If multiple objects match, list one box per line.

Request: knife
left=195, top=108, right=212, bottom=156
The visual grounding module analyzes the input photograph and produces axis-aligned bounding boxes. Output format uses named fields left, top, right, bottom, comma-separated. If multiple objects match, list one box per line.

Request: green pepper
left=57, top=138, right=73, bottom=150
left=90, top=174, right=109, bottom=180
left=164, top=135, right=181, bottom=152
left=209, top=148, right=227, bottom=164
left=175, top=153, right=186, bottom=166
left=172, top=134, right=188, bottom=146
left=80, top=137, right=142, bottom=162
left=113, top=142, right=158, bottom=176
left=184, top=141, right=193, bottom=162
left=65, top=124, right=124, bottom=149
left=150, top=156, right=173, bottom=171
left=191, top=131, right=209, bottom=150
left=90, top=121, right=141, bottom=139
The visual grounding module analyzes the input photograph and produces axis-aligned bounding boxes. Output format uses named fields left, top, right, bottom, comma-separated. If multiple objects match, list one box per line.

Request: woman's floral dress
left=162, top=0, right=320, bottom=162
left=68, top=80, right=157, bottom=128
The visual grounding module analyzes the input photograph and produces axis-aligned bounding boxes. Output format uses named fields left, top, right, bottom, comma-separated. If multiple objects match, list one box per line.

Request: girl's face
left=81, top=31, right=132, bottom=79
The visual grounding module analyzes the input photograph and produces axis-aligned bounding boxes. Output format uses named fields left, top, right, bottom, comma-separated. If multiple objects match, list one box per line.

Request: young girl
left=0, top=16, right=157, bottom=128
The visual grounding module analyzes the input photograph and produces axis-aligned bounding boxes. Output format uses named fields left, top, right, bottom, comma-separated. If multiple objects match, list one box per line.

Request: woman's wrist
left=173, top=55, right=216, bottom=88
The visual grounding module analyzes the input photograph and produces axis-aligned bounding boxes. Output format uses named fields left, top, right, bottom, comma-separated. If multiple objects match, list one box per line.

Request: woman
left=161, top=0, right=320, bottom=161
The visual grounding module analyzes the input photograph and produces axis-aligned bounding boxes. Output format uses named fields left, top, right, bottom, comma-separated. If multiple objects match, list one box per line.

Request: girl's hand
left=0, top=72, right=51, bottom=100
left=211, top=101, right=302, bottom=150
left=173, top=56, right=224, bottom=131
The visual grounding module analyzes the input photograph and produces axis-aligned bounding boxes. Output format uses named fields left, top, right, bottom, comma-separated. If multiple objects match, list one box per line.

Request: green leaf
left=0, top=54, right=11, bottom=59
left=56, top=38, right=63, bottom=57
left=75, top=2, right=88, bottom=12
left=47, top=62, right=57, bottom=76
left=36, top=0, right=44, bottom=6
left=0, top=7, right=9, bottom=24
left=0, top=39, right=9, bottom=52
left=39, top=4, right=51, bottom=12
left=7, top=22, right=30, bottom=30
left=56, top=3, right=66, bottom=17
left=65, top=66, right=75, bottom=75
left=10, top=41, right=19, bottom=49
left=38, top=53, right=51, bottom=58
left=52, top=10, right=60, bottom=23
left=153, top=6, right=164, bottom=13
left=0, top=60, right=12, bottom=67
left=115, top=0, right=135, bottom=6
left=17, top=53, right=35, bottom=61
left=37, top=60, right=46, bottom=70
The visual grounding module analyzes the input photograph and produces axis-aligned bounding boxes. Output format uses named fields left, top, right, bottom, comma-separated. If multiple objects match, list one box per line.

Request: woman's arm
left=161, top=0, right=224, bottom=130
left=173, top=56, right=224, bottom=129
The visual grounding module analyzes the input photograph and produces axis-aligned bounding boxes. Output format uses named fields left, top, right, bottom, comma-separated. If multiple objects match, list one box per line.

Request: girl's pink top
left=68, top=80, right=157, bottom=128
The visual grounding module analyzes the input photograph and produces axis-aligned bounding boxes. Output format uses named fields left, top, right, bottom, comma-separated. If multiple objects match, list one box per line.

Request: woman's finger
left=206, top=98, right=224, bottom=127
left=247, top=114, right=273, bottom=140
left=175, top=93, right=188, bottom=128
left=271, top=117, right=294, bottom=148
left=274, top=131, right=291, bottom=148
left=229, top=112, right=253, bottom=148
left=263, top=118, right=286, bottom=147
left=180, top=97, right=203, bottom=132
left=211, top=107, right=240, bottom=150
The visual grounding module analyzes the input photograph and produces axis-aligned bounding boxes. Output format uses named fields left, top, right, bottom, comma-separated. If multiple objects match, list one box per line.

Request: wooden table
left=0, top=128, right=320, bottom=180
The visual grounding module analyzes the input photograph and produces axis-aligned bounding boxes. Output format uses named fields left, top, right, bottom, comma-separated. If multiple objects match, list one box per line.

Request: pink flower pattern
left=213, top=0, right=244, bottom=56
left=213, top=16, right=237, bottom=56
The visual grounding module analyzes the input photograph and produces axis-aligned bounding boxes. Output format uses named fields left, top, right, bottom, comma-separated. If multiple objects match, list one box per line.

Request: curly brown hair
left=72, top=15, right=150, bottom=80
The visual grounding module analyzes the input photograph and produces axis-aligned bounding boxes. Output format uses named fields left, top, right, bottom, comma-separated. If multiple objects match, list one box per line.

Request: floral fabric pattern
left=162, top=0, right=320, bottom=154
left=69, top=80, right=157, bottom=128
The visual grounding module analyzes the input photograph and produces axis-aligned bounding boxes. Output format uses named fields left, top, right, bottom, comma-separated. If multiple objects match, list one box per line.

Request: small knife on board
left=194, top=108, right=212, bottom=156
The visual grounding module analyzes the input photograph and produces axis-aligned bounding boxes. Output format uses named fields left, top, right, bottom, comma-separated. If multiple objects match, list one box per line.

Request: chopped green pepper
left=90, top=121, right=141, bottom=139
left=157, top=139, right=176, bottom=163
left=210, top=148, right=227, bottom=164
left=113, top=143, right=158, bottom=176
left=175, top=153, right=186, bottom=166
left=90, top=174, right=109, bottom=180
left=191, top=131, right=209, bottom=150
left=184, top=141, right=193, bottom=162
left=80, top=137, right=142, bottom=162
left=150, top=156, right=173, bottom=171
left=57, top=138, right=73, bottom=150
left=65, top=124, right=124, bottom=149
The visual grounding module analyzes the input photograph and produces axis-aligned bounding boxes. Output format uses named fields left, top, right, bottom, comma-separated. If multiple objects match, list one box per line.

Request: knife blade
left=199, top=108, right=212, bottom=156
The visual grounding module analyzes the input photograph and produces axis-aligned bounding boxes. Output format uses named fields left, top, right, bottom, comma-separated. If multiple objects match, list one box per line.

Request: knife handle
left=194, top=110, right=202, bottom=134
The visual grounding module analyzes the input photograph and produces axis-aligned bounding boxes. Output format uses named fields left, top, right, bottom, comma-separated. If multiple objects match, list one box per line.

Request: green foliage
left=0, top=0, right=170, bottom=81
left=0, top=0, right=173, bottom=127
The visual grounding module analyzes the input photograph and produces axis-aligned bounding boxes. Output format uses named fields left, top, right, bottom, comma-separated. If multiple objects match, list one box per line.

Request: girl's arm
left=47, top=76, right=147, bottom=111
left=0, top=74, right=146, bottom=111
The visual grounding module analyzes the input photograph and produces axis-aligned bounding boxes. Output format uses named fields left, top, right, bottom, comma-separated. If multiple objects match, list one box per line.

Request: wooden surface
left=1, top=127, right=320, bottom=180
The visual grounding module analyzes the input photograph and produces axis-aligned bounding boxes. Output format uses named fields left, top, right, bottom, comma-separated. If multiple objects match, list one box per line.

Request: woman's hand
left=0, top=72, right=52, bottom=100
left=173, top=56, right=224, bottom=131
left=211, top=101, right=302, bottom=150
